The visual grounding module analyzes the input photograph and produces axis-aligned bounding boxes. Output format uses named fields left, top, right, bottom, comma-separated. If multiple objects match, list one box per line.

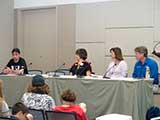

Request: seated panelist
left=132, top=46, right=159, bottom=85
left=70, top=48, right=92, bottom=76
left=2, top=48, right=28, bottom=75
left=104, top=47, right=128, bottom=78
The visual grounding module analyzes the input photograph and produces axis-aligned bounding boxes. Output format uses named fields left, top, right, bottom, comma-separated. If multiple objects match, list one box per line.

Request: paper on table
left=96, top=114, right=132, bottom=120
left=110, top=77, right=140, bottom=81
left=2, top=74, right=17, bottom=76
left=58, top=75, right=77, bottom=79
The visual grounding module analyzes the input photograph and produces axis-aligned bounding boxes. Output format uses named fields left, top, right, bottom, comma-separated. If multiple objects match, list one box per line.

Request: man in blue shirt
left=132, top=46, right=159, bottom=85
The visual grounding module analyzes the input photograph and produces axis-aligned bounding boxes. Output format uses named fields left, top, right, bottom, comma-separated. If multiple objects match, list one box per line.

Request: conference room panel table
left=0, top=75, right=153, bottom=120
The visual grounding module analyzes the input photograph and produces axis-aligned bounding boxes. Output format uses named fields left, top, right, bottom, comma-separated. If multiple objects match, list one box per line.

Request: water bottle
left=145, top=66, right=150, bottom=78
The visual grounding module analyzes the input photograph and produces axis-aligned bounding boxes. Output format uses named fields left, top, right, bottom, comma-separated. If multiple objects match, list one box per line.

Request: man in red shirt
left=54, top=89, right=88, bottom=120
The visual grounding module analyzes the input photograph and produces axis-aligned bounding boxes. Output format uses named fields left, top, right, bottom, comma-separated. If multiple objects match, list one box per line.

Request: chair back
left=0, top=117, right=15, bottom=120
left=45, top=111, right=76, bottom=120
left=29, top=109, right=45, bottom=120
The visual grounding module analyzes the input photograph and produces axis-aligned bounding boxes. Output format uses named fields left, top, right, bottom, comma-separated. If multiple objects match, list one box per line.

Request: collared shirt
left=132, top=57, right=159, bottom=84
left=104, top=60, right=128, bottom=78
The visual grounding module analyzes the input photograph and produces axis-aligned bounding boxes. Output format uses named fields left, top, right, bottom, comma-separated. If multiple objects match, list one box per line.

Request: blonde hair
left=0, top=80, right=4, bottom=112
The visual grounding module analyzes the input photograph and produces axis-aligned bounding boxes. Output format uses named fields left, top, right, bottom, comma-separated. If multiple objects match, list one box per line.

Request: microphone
left=103, top=64, right=116, bottom=79
left=28, top=62, right=33, bottom=69
left=28, top=62, right=33, bottom=67
left=53, top=63, right=65, bottom=77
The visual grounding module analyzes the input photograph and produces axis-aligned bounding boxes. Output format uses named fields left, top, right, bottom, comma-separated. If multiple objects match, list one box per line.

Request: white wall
left=15, top=5, right=76, bottom=71
left=14, top=0, right=160, bottom=76
left=75, top=0, right=159, bottom=76
left=0, top=0, right=14, bottom=70
left=14, top=0, right=118, bottom=9
left=76, top=2, right=106, bottom=74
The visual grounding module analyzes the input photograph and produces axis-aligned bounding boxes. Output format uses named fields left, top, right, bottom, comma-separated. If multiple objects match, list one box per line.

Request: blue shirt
left=132, top=57, right=159, bottom=84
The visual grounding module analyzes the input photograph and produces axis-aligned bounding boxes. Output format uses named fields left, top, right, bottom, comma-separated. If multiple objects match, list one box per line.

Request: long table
left=0, top=75, right=153, bottom=120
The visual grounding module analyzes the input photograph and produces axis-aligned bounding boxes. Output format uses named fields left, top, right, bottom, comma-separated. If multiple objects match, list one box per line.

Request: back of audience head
left=27, top=75, right=50, bottom=94
left=61, top=89, right=76, bottom=103
left=12, top=102, right=29, bottom=120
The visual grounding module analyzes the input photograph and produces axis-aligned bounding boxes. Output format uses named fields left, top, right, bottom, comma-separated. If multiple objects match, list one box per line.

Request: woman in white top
left=21, top=75, right=55, bottom=111
left=104, top=47, right=128, bottom=78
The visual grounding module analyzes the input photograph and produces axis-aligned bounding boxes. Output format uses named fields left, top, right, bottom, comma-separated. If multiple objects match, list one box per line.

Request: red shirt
left=54, top=105, right=88, bottom=120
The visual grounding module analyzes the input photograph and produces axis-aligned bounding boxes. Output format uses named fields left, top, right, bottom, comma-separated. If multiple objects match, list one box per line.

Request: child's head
left=12, top=102, right=29, bottom=120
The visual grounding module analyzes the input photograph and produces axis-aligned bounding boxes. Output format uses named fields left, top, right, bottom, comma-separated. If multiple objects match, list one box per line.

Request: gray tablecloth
left=0, top=75, right=153, bottom=120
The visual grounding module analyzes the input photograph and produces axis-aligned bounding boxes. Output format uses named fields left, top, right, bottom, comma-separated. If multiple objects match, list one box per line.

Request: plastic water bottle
left=145, top=66, right=150, bottom=78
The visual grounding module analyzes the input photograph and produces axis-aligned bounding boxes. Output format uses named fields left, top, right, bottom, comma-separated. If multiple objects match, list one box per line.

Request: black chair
left=0, top=117, right=15, bottom=120
left=45, top=111, right=76, bottom=120
left=28, top=109, right=45, bottom=120
left=28, top=70, right=43, bottom=75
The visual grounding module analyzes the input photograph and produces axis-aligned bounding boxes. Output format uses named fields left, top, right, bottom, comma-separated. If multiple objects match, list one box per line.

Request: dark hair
left=76, top=48, right=87, bottom=60
left=27, top=84, right=50, bottom=94
left=146, top=106, right=160, bottom=120
left=110, top=47, right=124, bottom=61
left=61, top=89, right=76, bottom=103
left=152, top=50, right=160, bottom=57
left=12, top=48, right=20, bottom=54
left=135, top=46, right=148, bottom=57
left=12, top=102, right=29, bottom=115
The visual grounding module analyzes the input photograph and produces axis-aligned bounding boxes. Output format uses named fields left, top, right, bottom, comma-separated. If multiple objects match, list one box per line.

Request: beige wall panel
left=105, top=28, right=154, bottom=56
left=0, top=0, right=14, bottom=69
left=22, top=8, right=57, bottom=72
left=57, top=5, right=76, bottom=68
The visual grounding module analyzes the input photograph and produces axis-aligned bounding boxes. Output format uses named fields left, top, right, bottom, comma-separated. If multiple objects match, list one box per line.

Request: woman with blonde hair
left=0, top=80, right=10, bottom=117
left=21, top=75, right=55, bottom=111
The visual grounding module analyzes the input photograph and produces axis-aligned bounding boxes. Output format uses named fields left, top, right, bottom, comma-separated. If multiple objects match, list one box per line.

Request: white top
left=21, top=93, right=55, bottom=111
left=0, top=101, right=10, bottom=117
left=104, top=60, right=128, bottom=78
